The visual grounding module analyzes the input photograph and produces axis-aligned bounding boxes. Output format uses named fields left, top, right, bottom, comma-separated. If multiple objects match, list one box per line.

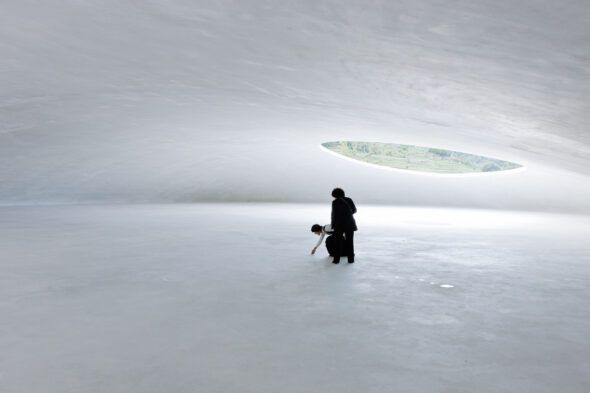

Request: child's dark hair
left=331, top=188, right=345, bottom=198
left=311, top=224, right=322, bottom=232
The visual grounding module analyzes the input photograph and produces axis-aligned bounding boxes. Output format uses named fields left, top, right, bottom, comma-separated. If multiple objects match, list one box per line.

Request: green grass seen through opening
left=322, top=141, right=522, bottom=174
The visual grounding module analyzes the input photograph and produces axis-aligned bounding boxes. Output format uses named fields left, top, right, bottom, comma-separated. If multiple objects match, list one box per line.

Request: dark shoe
left=348, top=259, right=355, bottom=263
left=332, top=259, right=340, bottom=264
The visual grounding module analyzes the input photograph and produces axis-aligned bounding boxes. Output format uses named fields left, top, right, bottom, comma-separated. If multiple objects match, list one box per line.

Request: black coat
left=331, top=197, right=358, bottom=232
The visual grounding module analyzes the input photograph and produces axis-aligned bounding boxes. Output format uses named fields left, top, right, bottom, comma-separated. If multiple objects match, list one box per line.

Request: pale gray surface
left=1, top=1, right=590, bottom=210
left=2, top=203, right=589, bottom=392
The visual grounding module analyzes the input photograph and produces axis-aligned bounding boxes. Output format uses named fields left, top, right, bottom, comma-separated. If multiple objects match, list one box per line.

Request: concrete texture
left=1, top=0, right=590, bottom=211
left=2, top=203, right=589, bottom=392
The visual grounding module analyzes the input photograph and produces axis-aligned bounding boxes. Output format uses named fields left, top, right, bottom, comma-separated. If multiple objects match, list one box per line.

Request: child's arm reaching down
left=311, top=231, right=325, bottom=255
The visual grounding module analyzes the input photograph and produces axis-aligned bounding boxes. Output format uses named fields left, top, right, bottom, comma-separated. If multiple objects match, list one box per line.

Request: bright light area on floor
left=197, top=203, right=585, bottom=232
left=356, top=206, right=544, bottom=229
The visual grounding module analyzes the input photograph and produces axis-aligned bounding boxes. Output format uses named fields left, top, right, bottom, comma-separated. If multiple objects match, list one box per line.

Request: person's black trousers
left=325, top=235, right=347, bottom=257
left=333, top=230, right=354, bottom=262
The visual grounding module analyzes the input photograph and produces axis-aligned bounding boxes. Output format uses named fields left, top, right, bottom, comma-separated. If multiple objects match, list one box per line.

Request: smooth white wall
left=1, top=0, right=589, bottom=211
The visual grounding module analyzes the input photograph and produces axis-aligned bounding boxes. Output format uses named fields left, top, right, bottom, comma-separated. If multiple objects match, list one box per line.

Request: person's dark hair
left=311, top=224, right=322, bottom=232
left=331, top=188, right=345, bottom=198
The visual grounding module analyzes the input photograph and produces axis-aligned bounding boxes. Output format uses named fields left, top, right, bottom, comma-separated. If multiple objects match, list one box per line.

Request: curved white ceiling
left=1, top=0, right=589, bottom=211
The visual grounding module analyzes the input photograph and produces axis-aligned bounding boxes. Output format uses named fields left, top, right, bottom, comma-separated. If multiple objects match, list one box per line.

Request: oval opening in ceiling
left=321, top=141, right=523, bottom=174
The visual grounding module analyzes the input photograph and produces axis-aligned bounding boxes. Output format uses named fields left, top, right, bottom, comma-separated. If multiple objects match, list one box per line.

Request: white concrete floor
left=1, top=204, right=589, bottom=393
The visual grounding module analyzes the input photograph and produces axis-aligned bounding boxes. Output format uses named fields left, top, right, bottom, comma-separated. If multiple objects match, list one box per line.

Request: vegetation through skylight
left=322, top=141, right=522, bottom=174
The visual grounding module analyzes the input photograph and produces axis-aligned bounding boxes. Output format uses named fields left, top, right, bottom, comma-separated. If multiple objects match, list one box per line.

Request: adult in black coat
left=330, top=188, right=357, bottom=264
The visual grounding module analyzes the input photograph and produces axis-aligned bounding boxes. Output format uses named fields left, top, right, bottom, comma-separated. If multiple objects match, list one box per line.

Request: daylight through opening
left=321, top=141, right=522, bottom=174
